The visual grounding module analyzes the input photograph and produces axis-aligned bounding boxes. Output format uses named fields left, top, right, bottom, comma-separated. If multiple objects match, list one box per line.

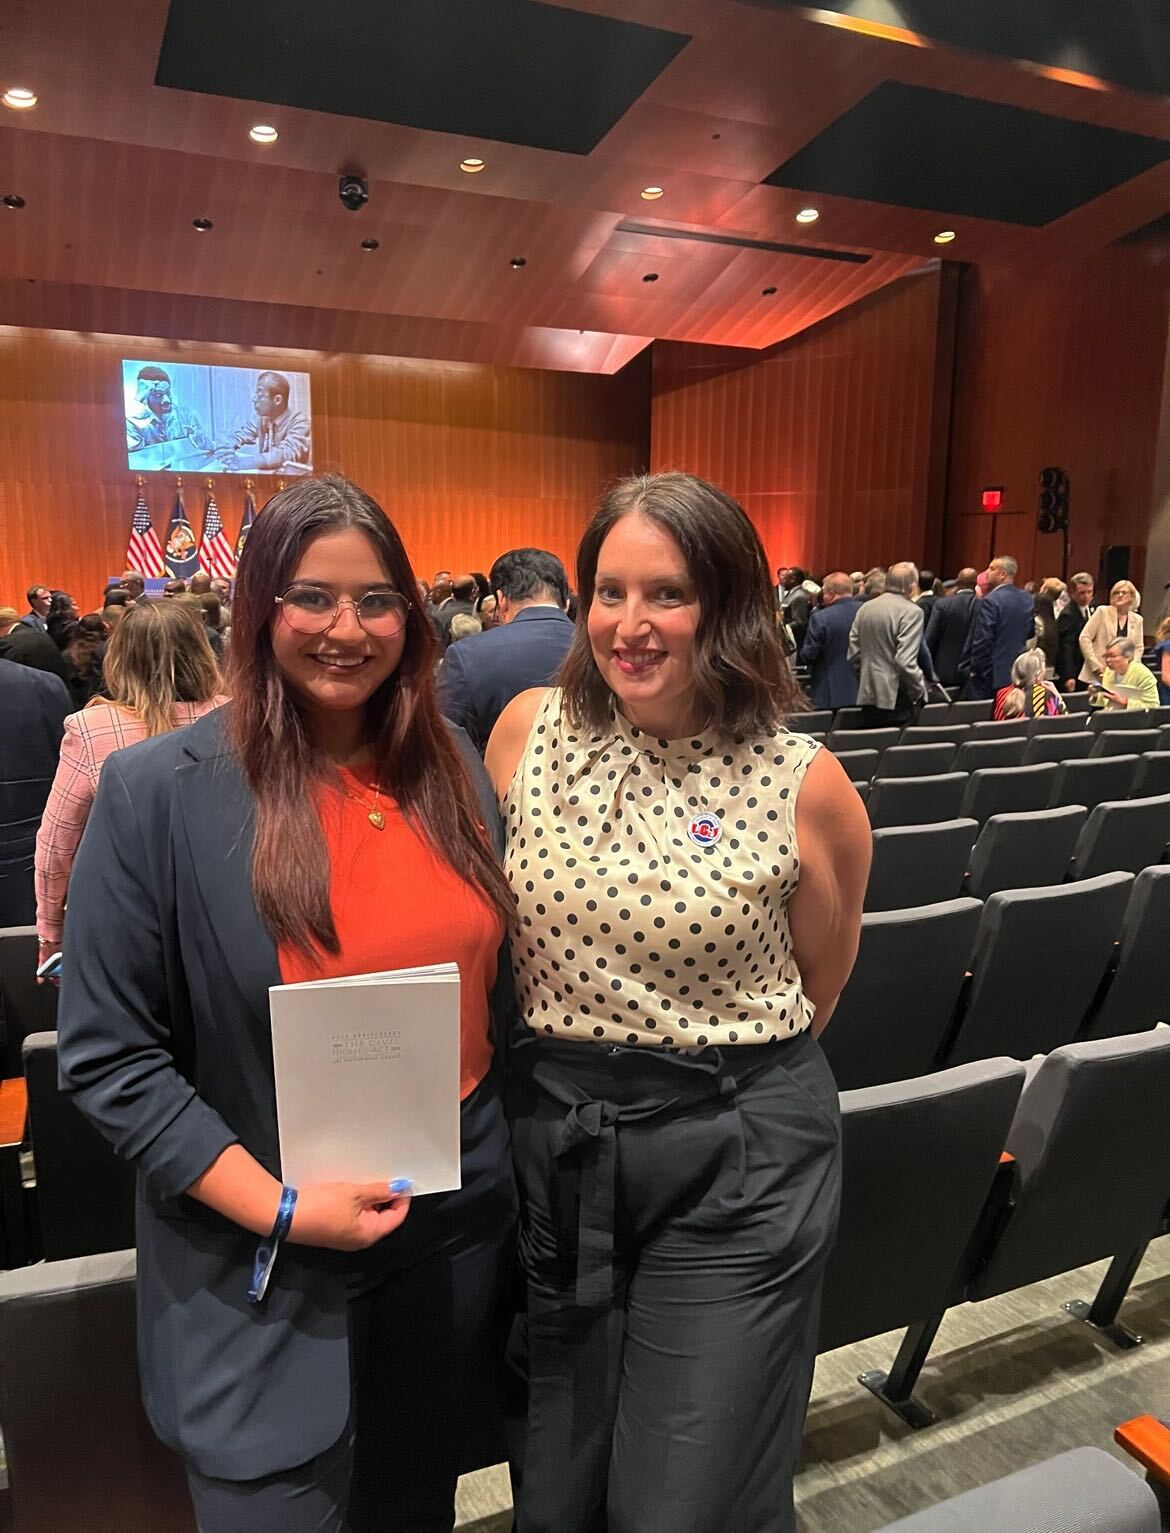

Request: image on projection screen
left=122, top=359, right=313, bottom=475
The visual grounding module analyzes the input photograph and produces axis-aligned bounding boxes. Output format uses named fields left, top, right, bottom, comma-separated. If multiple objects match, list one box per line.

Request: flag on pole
left=124, top=477, right=166, bottom=576
left=164, top=478, right=200, bottom=581
left=199, top=481, right=237, bottom=582
left=235, top=480, right=257, bottom=564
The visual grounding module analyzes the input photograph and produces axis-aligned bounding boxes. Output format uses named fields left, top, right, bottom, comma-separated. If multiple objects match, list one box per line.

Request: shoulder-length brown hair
left=559, top=471, right=803, bottom=735
left=102, top=598, right=222, bottom=737
left=227, top=474, right=512, bottom=956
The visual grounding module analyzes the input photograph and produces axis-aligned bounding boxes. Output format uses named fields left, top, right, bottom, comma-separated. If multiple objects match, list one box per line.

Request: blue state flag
left=164, top=486, right=200, bottom=580
left=236, top=487, right=257, bottom=564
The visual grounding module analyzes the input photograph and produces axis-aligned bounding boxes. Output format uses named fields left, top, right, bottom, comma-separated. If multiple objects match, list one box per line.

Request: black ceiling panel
left=156, top=0, right=690, bottom=156
left=749, top=0, right=1170, bottom=97
left=764, top=83, right=1170, bottom=226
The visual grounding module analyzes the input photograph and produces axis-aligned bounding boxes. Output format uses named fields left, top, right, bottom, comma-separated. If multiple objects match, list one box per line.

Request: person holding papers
left=1091, top=636, right=1159, bottom=711
left=487, top=472, right=870, bottom=1533
left=57, top=475, right=517, bottom=1532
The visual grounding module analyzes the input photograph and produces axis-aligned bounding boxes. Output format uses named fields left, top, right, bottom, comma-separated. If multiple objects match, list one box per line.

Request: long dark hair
left=227, top=474, right=512, bottom=956
left=559, top=471, right=803, bottom=735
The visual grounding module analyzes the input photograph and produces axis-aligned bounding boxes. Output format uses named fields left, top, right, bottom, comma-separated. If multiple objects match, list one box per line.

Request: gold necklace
left=342, top=779, right=387, bottom=831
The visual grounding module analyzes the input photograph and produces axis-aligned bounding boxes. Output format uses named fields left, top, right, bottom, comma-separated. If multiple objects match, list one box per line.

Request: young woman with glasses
left=57, top=475, right=518, bottom=1532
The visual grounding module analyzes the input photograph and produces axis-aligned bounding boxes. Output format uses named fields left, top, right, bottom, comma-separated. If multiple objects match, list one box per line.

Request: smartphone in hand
left=35, top=951, right=63, bottom=982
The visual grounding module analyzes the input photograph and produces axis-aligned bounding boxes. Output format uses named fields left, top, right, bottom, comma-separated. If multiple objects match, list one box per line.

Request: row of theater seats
left=825, top=864, right=1168, bottom=1090
left=866, top=798, right=1170, bottom=910
left=3, top=1027, right=1168, bottom=1529
left=798, top=694, right=1170, bottom=734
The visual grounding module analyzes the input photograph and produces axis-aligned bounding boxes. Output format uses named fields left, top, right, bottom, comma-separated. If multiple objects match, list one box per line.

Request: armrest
left=1116, top=1415, right=1170, bottom=1484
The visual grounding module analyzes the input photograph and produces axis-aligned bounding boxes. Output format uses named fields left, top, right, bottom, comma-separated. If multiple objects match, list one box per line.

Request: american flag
left=199, top=488, right=237, bottom=582
left=124, top=483, right=166, bottom=576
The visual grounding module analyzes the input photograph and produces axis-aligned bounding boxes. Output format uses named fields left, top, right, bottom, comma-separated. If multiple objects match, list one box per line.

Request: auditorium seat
left=0, top=925, right=58, bottom=1077
left=817, top=1058, right=1024, bottom=1379
left=0, top=1250, right=194, bottom=1531
left=1021, top=731, right=1094, bottom=764
left=798, top=709, right=833, bottom=733
left=827, top=726, right=900, bottom=756
left=1160, top=724, right=1170, bottom=750
left=1130, top=752, right=1170, bottom=798
left=870, top=1031, right=1170, bottom=1426
left=916, top=702, right=952, bottom=725
left=833, top=749, right=879, bottom=784
left=1089, top=709, right=1160, bottom=734
left=1049, top=755, right=1140, bottom=811
left=964, top=806, right=1086, bottom=899
left=947, top=699, right=994, bottom=723
left=899, top=724, right=972, bottom=748
left=969, top=718, right=1030, bottom=739
left=943, top=872, right=1132, bottom=1065
left=872, top=1450, right=1161, bottom=1533
left=874, top=742, right=957, bottom=778
left=1028, top=711, right=1094, bottom=734
left=820, top=899, right=981, bottom=1088
left=1065, top=691, right=1095, bottom=712
left=1068, top=795, right=1170, bottom=880
left=864, top=819, right=979, bottom=913
left=866, top=773, right=967, bottom=829
left=832, top=706, right=865, bottom=729
left=959, top=763, right=1058, bottom=822
left=1091, top=728, right=1161, bottom=758
left=1081, top=866, right=1170, bottom=1040
left=23, top=1033, right=137, bottom=1260
left=952, top=737, right=1027, bottom=773
left=1144, top=705, right=1170, bottom=729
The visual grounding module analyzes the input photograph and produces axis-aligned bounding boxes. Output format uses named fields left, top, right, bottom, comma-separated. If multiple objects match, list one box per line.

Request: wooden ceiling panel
left=1, top=0, right=1166, bottom=371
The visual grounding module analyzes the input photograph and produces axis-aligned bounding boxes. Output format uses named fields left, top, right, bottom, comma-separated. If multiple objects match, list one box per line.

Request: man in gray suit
left=848, top=561, right=927, bottom=728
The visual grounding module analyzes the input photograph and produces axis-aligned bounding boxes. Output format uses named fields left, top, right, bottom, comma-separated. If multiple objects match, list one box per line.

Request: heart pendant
left=368, top=809, right=386, bottom=830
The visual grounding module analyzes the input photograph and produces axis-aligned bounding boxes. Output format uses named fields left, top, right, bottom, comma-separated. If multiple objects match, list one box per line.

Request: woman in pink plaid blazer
left=35, top=599, right=227, bottom=957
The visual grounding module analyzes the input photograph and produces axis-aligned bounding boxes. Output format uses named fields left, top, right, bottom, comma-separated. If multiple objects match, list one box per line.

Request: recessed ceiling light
left=642, top=272, right=659, bottom=283
left=360, top=237, right=379, bottom=251
left=933, top=229, right=957, bottom=244
left=249, top=124, right=278, bottom=144
left=510, top=256, right=527, bottom=268
left=762, top=285, right=777, bottom=296
left=460, top=157, right=486, bottom=174
left=192, top=217, right=213, bottom=232
left=795, top=208, right=819, bottom=224
left=3, top=193, right=26, bottom=209
left=641, top=185, right=664, bottom=201
left=2, top=88, right=37, bottom=111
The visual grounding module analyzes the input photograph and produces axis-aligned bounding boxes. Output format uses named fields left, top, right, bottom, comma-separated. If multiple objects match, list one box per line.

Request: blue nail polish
left=389, top=1178, right=413, bottom=1194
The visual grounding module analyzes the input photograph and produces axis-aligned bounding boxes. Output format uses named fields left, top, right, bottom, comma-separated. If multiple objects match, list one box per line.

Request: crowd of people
left=0, top=474, right=1168, bottom=1532
left=787, top=558, right=1170, bottom=724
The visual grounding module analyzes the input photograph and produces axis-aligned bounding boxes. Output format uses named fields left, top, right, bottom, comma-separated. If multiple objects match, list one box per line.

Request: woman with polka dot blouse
left=487, top=472, right=871, bottom=1533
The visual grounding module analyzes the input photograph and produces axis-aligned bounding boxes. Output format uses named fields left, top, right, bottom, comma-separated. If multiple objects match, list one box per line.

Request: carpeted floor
left=455, top=1237, right=1170, bottom=1531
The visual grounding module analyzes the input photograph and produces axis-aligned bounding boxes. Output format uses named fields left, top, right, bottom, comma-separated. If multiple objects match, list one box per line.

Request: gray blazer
left=848, top=592, right=926, bottom=711
left=56, top=707, right=511, bottom=1480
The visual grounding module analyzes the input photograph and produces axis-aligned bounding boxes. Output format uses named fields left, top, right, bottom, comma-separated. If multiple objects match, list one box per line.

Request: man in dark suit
left=1056, top=571, right=1096, bottom=691
left=0, top=615, right=73, bottom=686
left=20, top=584, right=51, bottom=632
left=776, top=567, right=811, bottom=654
left=924, top=567, right=978, bottom=687
left=437, top=548, right=573, bottom=750
left=959, top=555, right=1036, bottom=699
left=0, top=659, right=70, bottom=924
left=800, top=572, right=860, bottom=710
left=436, top=575, right=479, bottom=647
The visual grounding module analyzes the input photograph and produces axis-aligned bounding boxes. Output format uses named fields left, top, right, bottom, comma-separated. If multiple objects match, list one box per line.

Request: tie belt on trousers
left=509, top=1029, right=806, bottom=1310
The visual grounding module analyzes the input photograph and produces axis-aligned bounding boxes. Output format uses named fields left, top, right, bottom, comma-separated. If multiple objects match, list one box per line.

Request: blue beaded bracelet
left=271, top=1184, right=298, bottom=1242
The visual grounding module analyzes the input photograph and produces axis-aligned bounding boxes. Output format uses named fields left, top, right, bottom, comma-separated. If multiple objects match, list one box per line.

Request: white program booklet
left=269, top=963, right=462, bottom=1195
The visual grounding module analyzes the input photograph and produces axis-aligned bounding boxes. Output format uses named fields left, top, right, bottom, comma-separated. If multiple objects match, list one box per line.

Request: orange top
left=278, top=767, right=503, bottom=1100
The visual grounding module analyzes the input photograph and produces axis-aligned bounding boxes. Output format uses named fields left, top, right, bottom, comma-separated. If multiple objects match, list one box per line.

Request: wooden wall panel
left=0, top=329, right=649, bottom=609
left=650, top=266, right=951, bottom=579
left=943, top=251, right=1170, bottom=591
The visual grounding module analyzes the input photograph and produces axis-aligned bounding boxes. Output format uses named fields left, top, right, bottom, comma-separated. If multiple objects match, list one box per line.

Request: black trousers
left=860, top=698, right=920, bottom=729
left=506, top=1028, right=841, bottom=1533
left=185, top=1077, right=517, bottom=1533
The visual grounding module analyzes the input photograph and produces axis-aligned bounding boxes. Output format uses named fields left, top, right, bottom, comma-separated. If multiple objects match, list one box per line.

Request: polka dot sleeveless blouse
left=503, top=688, right=821, bottom=1049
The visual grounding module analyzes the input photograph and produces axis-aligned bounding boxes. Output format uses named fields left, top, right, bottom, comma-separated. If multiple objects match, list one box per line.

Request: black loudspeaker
left=1101, top=545, right=1131, bottom=590
left=1038, top=467, right=1070, bottom=534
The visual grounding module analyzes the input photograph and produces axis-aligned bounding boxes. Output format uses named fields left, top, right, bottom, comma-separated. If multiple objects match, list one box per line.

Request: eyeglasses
left=275, top=584, right=409, bottom=636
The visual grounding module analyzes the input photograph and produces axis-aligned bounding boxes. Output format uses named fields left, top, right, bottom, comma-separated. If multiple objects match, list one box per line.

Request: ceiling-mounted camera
left=338, top=174, right=369, bottom=212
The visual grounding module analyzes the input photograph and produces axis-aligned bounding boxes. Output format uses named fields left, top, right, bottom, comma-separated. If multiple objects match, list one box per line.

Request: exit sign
left=981, top=486, right=1004, bottom=512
